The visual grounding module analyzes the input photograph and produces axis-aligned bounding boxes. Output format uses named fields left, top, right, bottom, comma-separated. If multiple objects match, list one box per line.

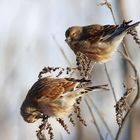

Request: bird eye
left=72, top=32, right=77, bottom=37
left=35, top=116, right=39, bottom=119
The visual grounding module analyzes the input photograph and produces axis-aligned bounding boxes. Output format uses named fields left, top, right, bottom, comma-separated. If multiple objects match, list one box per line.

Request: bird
left=20, top=77, right=108, bottom=123
left=65, top=20, right=140, bottom=63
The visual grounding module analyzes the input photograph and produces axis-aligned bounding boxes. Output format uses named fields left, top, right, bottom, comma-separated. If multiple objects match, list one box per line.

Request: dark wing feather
left=82, top=24, right=118, bottom=41
left=106, top=20, right=140, bottom=41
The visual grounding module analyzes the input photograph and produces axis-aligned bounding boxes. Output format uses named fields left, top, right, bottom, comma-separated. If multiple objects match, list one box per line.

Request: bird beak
left=65, top=37, right=71, bottom=43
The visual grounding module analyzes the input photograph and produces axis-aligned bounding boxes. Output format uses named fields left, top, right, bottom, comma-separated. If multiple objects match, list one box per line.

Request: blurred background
left=0, top=0, right=140, bottom=140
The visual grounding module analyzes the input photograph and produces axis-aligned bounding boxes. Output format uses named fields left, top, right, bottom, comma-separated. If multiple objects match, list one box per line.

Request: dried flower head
left=128, top=28, right=140, bottom=47
left=114, top=88, right=135, bottom=127
left=21, top=67, right=109, bottom=140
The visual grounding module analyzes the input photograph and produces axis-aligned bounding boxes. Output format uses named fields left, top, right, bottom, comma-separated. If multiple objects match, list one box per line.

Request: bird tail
left=107, top=20, right=140, bottom=40
left=65, top=84, right=109, bottom=99
left=124, top=20, right=140, bottom=30
left=74, top=84, right=109, bottom=97
left=83, top=84, right=109, bottom=93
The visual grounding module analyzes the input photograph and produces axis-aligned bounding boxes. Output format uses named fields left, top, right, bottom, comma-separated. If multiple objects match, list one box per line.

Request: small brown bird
left=65, top=20, right=140, bottom=63
left=20, top=77, right=108, bottom=123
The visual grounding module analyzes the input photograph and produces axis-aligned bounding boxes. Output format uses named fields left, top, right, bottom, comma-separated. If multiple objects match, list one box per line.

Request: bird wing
left=83, top=20, right=140, bottom=42
left=27, top=77, right=77, bottom=103
left=73, top=24, right=119, bottom=53
left=83, top=24, right=119, bottom=41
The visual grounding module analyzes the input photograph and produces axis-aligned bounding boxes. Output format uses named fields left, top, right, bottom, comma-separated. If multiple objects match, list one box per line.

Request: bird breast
left=40, top=98, right=75, bottom=118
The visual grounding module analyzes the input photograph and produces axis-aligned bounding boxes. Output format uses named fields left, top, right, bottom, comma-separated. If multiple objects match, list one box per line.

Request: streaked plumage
left=65, top=20, right=140, bottom=63
left=20, top=77, right=108, bottom=123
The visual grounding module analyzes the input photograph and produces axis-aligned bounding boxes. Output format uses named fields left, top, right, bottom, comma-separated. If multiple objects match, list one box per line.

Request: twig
left=68, top=114, right=76, bottom=126
left=99, top=0, right=119, bottom=103
left=36, top=116, right=50, bottom=140
left=98, top=0, right=117, bottom=24
left=56, top=118, right=70, bottom=134
left=55, top=36, right=114, bottom=139
left=52, top=35, right=72, bottom=66
left=85, top=98, right=104, bottom=140
left=76, top=52, right=96, bottom=79
left=104, top=64, right=117, bottom=103
left=115, top=87, right=135, bottom=127
left=115, top=51, right=140, bottom=140
left=99, top=1, right=140, bottom=140
left=128, top=28, right=140, bottom=47
left=74, top=103, right=87, bottom=126
left=98, top=0, right=129, bottom=56
left=99, top=0, right=127, bottom=103
left=87, top=95, right=115, bottom=140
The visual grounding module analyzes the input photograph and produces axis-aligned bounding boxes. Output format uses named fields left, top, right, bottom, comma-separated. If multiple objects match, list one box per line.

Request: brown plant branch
left=56, top=118, right=70, bottom=134
left=74, top=103, right=87, bottom=126
left=98, top=0, right=118, bottom=104
left=114, top=87, right=135, bottom=127
left=54, top=37, right=114, bottom=139
left=52, top=35, right=72, bottom=67
left=98, top=0, right=129, bottom=56
left=99, top=1, right=140, bottom=140
left=36, top=116, right=54, bottom=140
left=128, top=28, right=140, bottom=47
left=68, top=113, right=76, bottom=126
left=98, top=0, right=117, bottom=24
left=104, top=64, right=117, bottom=103
left=115, top=51, right=140, bottom=140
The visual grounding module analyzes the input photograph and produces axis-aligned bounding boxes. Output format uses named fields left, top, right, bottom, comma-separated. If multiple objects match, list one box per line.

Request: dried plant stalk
left=128, top=28, right=140, bottom=47
left=99, top=1, right=140, bottom=140
left=104, top=64, right=117, bottom=103
left=115, top=51, right=140, bottom=140
left=98, top=0, right=117, bottom=24
left=38, top=66, right=78, bottom=79
left=114, top=88, right=135, bottom=127
left=76, top=97, right=82, bottom=105
left=56, top=118, right=70, bottom=134
left=74, top=104, right=87, bottom=126
left=36, top=121, right=47, bottom=140
left=68, top=114, right=76, bottom=126
left=46, top=121, right=54, bottom=140
left=36, top=116, right=54, bottom=140
left=76, top=52, right=95, bottom=79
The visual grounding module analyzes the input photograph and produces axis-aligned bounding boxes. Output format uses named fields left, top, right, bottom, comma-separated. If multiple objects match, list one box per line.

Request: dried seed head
left=114, top=88, right=134, bottom=127
left=76, top=52, right=94, bottom=79
left=128, top=28, right=140, bottom=47
left=74, top=104, right=87, bottom=126
left=56, top=118, right=70, bottom=134
left=36, top=116, right=53, bottom=140
left=46, top=122, right=54, bottom=140
left=68, top=114, right=76, bottom=126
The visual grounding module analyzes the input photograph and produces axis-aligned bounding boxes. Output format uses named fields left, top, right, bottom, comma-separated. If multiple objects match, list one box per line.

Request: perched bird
left=65, top=20, right=140, bottom=63
left=20, top=77, right=108, bottom=123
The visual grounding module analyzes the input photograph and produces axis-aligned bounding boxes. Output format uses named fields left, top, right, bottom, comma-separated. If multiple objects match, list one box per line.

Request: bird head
left=20, top=104, right=42, bottom=123
left=65, top=26, right=83, bottom=43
